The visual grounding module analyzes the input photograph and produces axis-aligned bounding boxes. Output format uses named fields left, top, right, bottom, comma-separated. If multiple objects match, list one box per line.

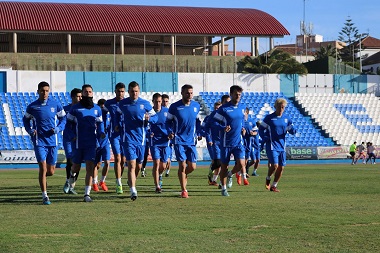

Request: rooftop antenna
left=300, top=0, right=313, bottom=62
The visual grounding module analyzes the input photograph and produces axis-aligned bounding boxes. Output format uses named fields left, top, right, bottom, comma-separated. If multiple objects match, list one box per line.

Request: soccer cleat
left=270, top=186, right=280, bottom=192
left=236, top=173, right=241, bottom=185
left=83, top=195, right=93, bottom=202
left=252, top=171, right=259, bottom=176
left=42, top=197, right=51, bottom=205
left=209, top=181, right=218, bottom=186
left=131, top=192, right=138, bottom=201
left=68, top=188, right=78, bottom=195
left=218, top=183, right=222, bottom=189
left=221, top=189, right=230, bottom=197
left=374, top=162, right=376, bottom=164
left=243, top=179, right=249, bottom=185
left=265, top=179, right=271, bottom=190
left=181, top=191, right=189, bottom=198
left=99, top=181, right=108, bottom=192
left=155, top=187, right=162, bottom=194
left=63, top=181, right=70, bottom=194
left=92, top=183, right=99, bottom=192
left=141, top=169, right=146, bottom=177
left=116, top=185, right=123, bottom=194
left=227, top=175, right=233, bottom=188
left=165, top=170, right=170, bottom=177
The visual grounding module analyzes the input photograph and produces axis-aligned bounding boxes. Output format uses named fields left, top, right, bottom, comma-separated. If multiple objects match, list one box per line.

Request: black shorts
left=350, top=151, right=356, bottom=157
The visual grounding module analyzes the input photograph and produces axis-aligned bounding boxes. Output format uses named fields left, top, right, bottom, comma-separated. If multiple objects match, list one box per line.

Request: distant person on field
left=355, top=142, right=366, bottom=164
left=349, top=141, right=357, bottom=165
left=259, top=98, right=296, bottom=192
left=366, top=142, right=376, bottom=165
left=23, top=81, right=66, bottom=205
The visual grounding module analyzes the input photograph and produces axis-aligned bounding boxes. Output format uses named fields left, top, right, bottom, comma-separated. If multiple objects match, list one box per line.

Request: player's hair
left=128, top=81, right=139, bottom=90
left=70, top=88, right=82, bottom=98
left=97, top=98, right=106, bottom=106
left=274, top=98, right=287, bottom=108
left=230, top=85, right=243, bottom=94
left=181, top=84, right=193, bottom=93
left=115, top=82, right=125, bottom=90
left=37, top=81, right=49, bottom=90
left=220, top=94, right=230, bottom=104
left=152, top=92, right=162, bottom=101
left=82, top=84, right=93, bottom=91
left=161, top=94, right=169, bottom=100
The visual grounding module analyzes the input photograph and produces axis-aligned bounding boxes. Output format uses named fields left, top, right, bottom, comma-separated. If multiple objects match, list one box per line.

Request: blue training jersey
left=205, top=110, right=224, bottom=144
left=63, top=104, right=76, bottom=143
left=259, top=112, right=296, bottom=151
left=243, top=117, right=255, bottom=149
left=105, top=97, right=123, bottom=139
left=167, top=100, right=201, bottom=146
left=67, top=103, right=104, bottom=149
left=150, top=107, right=172, bottom=147
left=212, top=101, right=245, bottom=148
left=23, top=97, right=66, bottom=147
left=117, top=97, right=157, bottom=146
left=251, top=125, right=260, bottom=150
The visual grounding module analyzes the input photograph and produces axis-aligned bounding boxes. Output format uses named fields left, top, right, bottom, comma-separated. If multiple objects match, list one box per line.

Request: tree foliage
left=314, top=45, right=337, bottom=60
left=237, top=49, right=308, bottom=75
left=338, top=17, right=360, bottom=65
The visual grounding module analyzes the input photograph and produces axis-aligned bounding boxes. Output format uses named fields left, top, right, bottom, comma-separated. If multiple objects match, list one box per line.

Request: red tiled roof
left=0, top=2, right=289, bottom=36
left=361, top=36, right=380, bottom=49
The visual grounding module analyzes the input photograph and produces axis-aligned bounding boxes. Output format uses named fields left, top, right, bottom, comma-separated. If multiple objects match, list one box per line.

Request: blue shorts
left=110, top=136, right=124, bottom=156
left=245, top=145, right=252, bottom=160
left=72, top=147, right=96, bottom=164
left=63, top=139, right=75, bottom=159
left=123, top=143, right=145, bottom=163
left=150, top=145, right=170, bottom=162
left=221, top=144, right=245, bottom=165
left=250, top=147, right=261, bottom=161
left=174, top=144, right=197, bottom=163
left=95, top=145, right=111, bottom=164
left=34, top=146, right=58, bottom=165
left=168, top=144, right=173, bottom=160
left=267, top=150, right=286, bottom=166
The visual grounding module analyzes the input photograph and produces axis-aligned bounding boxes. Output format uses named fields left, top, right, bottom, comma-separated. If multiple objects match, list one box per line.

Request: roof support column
left=120, top=35, right=124, bottom=55
left=220, top=37, right=225, bottom=56
left=10, top=32, right=17, bottom=53
left=269, top=37, right=274, bottom=50
left=233, top=37, right=236, bottom=57
left=171, top=35, right=175, bottom=56
left=251, top=37, right=259, bottom=57
left=207, top=37, right=213, bottom=56
left=160, top=36, right=165, bottom=55
left=67, top=34, right=72, bottom=54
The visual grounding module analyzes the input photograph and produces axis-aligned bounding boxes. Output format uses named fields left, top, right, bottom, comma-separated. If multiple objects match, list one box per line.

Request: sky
left=7, top=0, right=380, bottom=53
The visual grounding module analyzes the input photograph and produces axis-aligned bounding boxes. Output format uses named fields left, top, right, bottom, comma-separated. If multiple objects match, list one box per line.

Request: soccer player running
left=116, top=81, right=157, bottom=201
left=259, top=98, right=296, bottom=192
left=355, top=142, right=366, bottom=164
left=349, top=141, right=357, bottom=165
left=212, top=85, right=248, bottom=197
left=161, top=93, right=172, bottom=177
left=92, top=99, right=111, bottom=192
left=23, top=81, right=66, bottom=205
left=247, top=121, right=261, bottom=176
left=62, top=88, right=82, bottom=194
left=166, top=84, right=202, bottom=198
left=67, top=84, right=105, bottom=202
left=150, top=93, right=172, bottom=193
left=105, top=82, right=126, bottom=194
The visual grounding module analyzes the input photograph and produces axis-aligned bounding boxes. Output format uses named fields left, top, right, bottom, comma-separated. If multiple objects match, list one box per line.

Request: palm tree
left=314, top=45, right=337, bottom=60
left=237, top=49, right=308, bottom=75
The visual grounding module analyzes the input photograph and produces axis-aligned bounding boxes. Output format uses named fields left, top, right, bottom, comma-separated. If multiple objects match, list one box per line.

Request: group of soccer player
left=23, top=81, right=296, bottom=205
left=349, top=141, right=377, bottom=165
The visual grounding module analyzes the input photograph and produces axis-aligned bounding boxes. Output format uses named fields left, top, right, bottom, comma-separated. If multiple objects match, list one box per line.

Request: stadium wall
left=1, top=70, right=380, bottom=96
